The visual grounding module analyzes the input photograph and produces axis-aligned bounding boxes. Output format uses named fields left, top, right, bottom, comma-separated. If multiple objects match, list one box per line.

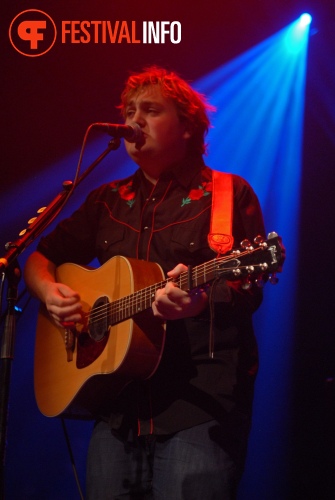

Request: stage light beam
left=299, top=13, right=312, bottom=27
left=194, top=16, right=311, bottom=497
left=285, top=13, right=312, bottom=53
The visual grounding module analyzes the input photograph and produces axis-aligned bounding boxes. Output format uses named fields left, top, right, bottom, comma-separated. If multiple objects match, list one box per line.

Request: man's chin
left=128, top=144, right=153, bottom=158
left=126, top=139, right=147, bottom=156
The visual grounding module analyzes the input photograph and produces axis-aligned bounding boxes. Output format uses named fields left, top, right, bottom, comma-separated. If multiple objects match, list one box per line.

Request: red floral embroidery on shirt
left=181, top=181, right=212, bottom=206
left=111, top=180, right=136, bottom=207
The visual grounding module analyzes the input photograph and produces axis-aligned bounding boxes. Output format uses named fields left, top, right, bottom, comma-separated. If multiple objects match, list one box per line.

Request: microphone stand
left=0, top=136, right=121, bottom=495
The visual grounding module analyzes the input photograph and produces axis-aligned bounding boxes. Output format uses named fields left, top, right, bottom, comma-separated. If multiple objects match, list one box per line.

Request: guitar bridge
left=64, top=327, right=76, bottom=362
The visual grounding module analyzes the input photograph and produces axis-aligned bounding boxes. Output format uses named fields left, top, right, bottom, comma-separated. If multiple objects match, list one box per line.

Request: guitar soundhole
left=88, top=295, right=111, bottom=341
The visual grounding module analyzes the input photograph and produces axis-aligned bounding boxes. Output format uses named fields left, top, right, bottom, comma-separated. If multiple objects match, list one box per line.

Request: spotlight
left=299, top=13, right=312, bottom=27
left=285, top=13, right=312, bottom=53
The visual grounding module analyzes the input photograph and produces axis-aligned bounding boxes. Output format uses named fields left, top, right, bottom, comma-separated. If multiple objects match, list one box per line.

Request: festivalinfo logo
left=9, top=9, right=182, bottom=57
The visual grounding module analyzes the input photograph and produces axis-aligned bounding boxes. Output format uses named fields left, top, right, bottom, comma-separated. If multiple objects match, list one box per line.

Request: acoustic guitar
left=34, top=232, right=284, bottom=419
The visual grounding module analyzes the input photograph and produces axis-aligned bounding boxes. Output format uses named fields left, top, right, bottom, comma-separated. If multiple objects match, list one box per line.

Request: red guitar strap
left=208, top=170, right=234, bottom=255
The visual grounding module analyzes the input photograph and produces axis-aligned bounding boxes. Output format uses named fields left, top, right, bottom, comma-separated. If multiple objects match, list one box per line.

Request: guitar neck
left=109, top=255, right=232, bottom=325
left=108, top=232, right=283, bottom=325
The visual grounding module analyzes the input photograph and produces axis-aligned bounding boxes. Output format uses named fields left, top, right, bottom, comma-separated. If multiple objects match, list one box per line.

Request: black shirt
left=37, top=159, right=265, bottom=435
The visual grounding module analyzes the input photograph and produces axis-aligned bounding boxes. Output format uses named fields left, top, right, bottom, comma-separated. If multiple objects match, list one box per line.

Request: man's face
left=124, top=85, right=191, bottom=176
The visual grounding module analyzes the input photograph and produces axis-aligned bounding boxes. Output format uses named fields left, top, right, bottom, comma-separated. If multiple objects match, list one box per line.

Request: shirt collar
left=133, top=156, right=205, bottom=190
left=168, top=156, right=205, bottom=188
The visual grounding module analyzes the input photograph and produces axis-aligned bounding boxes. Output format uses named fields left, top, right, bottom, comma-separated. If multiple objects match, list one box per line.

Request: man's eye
left=126, top=109, right=135, bottom=117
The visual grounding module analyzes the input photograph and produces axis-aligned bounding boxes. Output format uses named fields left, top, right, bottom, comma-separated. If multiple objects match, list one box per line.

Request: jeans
left=86, top=419, right=243, bottom=500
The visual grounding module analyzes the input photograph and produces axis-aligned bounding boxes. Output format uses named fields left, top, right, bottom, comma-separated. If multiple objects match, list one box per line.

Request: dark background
left=1, top=1, right=335, bottom=498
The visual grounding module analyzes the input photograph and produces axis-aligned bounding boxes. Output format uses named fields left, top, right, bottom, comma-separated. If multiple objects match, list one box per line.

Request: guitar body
left=34, top=256, right=166, bottom=419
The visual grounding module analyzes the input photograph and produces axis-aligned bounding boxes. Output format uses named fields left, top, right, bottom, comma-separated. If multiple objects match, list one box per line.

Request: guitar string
left=82, top=248, right=266, bottom=326
left=83, top=251, right=241, bottom=325
left=81, top=247, right=267, bottom=328
left=84, top=264, right=254, bottom=327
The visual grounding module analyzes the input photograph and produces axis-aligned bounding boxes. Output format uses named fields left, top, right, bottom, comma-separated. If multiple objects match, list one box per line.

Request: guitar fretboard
left=109, top=254, right=240, bottom=324
left=85, top=233, right=282, bottom=329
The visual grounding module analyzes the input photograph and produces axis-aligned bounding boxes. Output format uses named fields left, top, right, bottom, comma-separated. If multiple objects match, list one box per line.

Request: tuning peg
left=269, top=273, right=279, bottom=285
left=254, top=235, right=264, bottom=245
left=254, top=235, right=268, bottom=248
left=240, top=239, right=253, bottom=250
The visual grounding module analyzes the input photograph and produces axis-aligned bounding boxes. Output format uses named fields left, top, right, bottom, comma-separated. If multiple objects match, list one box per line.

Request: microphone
left=92, top=122, right=143, bottom=143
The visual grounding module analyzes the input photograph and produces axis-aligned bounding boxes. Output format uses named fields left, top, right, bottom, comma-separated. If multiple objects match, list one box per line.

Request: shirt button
left=190, top=242, right=195, bottom=246
left=143, top=226, right=149, bottom=231
left=152, top=198, right=156, bottom=201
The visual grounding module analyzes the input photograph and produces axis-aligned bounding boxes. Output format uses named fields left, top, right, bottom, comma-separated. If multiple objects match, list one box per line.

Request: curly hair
left=119, top=66, right=215, bottom=156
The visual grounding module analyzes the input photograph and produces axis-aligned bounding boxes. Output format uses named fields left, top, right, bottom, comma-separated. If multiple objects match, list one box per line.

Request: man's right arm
left=24, top=251, right=83, bottom=328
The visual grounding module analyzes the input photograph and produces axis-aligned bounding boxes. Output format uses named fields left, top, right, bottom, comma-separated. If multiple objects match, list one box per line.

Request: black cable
left=61, top=418, right=85, bottom=500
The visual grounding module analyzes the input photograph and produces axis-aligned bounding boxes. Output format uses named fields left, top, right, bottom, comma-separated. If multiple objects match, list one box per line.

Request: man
left=24, top=66, right=266, bottom=499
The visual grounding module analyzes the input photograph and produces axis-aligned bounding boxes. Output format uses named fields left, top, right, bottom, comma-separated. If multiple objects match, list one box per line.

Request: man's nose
left=132, top=110, right=146, bottom=126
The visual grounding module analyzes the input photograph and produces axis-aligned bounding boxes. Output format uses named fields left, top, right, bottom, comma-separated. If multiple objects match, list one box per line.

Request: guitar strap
left=207, top=170, right=234, bottom=359
left=208, top=170, right=234, bottom=255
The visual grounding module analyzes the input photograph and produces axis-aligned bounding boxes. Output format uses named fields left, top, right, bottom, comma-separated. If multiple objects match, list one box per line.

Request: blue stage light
left=285, top=14, right=312, bottom=53
left=194, top=18, right=311, bottom=496
left=299, top=13, right=312, bottom=27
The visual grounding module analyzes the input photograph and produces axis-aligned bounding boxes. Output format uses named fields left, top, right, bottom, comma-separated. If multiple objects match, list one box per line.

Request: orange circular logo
left=9, top=10, right=57, bottom=57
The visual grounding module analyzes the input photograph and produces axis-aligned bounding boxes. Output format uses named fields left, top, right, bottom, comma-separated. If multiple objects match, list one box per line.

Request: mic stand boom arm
left=0, top=137, right=121, bottom=275
left=0, top=135, right=121, bottom=493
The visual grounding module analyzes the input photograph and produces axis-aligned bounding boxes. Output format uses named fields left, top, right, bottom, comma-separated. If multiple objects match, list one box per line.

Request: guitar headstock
left=216, top=232, right=285, bottom=288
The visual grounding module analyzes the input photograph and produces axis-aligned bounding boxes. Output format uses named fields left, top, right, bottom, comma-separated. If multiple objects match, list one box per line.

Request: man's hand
left=152, top=264, right=208, bottom=320
left=44, top=282, right=83, bottom=328
left=24, top=251, right=83, bottom=329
